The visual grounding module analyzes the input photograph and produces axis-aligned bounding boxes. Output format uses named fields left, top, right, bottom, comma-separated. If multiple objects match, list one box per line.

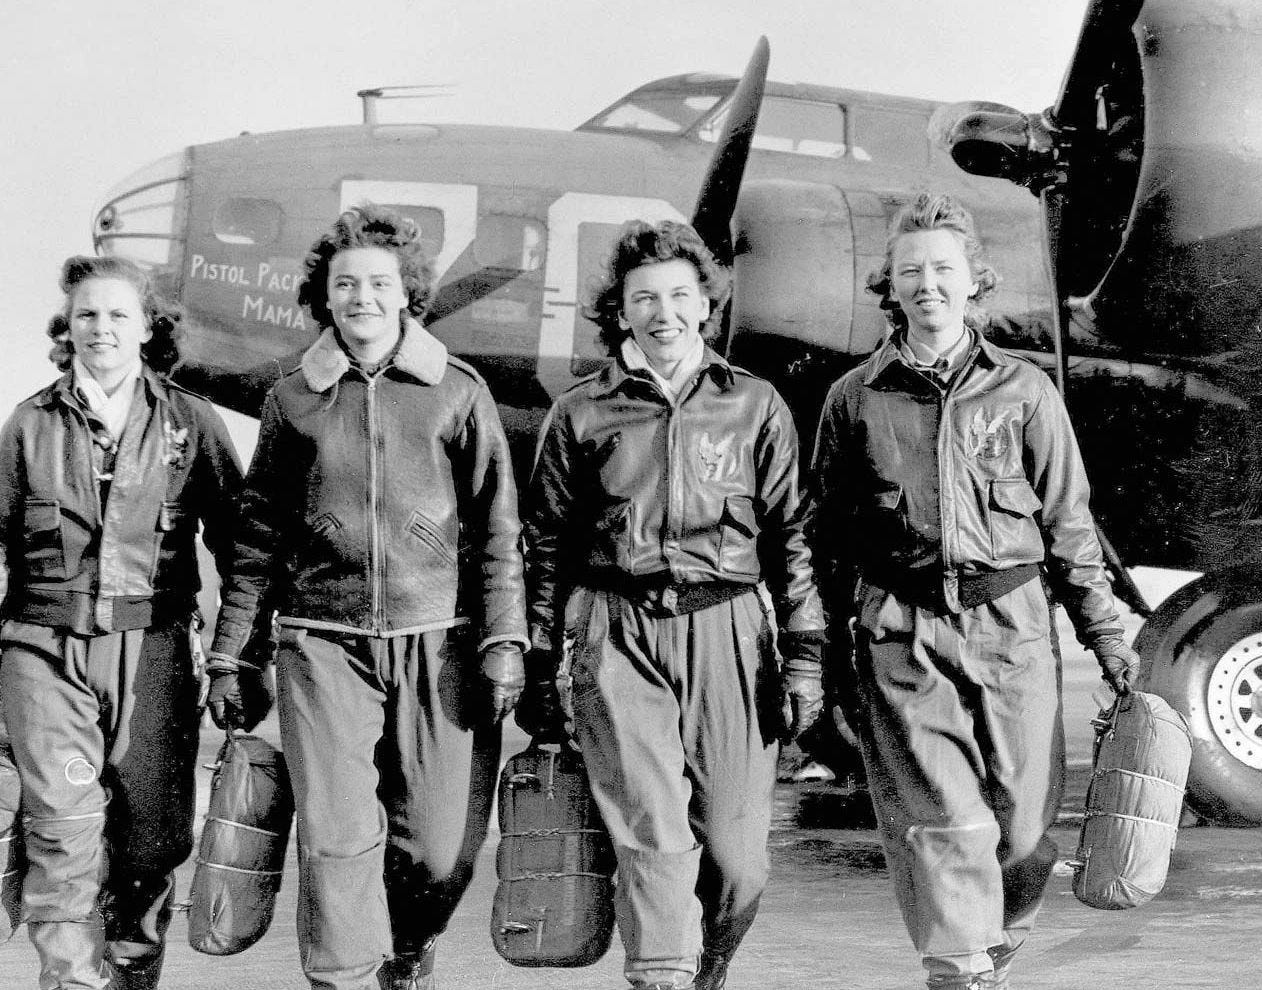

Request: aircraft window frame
left=473, top=214, right=546, bottom=272
left=850, top=106, right=932, bottom=166
left=374, top=204, right=446, bottom=264
left=212, top=197, right=284, bottom=247
left=698, top=96, right=848, bottom=159
left=587, top=92, right=724, bottom=135
left=93, top=170, right=188, bottom=269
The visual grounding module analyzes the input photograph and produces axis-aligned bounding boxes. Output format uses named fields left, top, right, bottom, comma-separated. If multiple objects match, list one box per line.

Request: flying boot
left=378, top=937, right=437, bottom=990
left=695, top=949, right=731, bottom=990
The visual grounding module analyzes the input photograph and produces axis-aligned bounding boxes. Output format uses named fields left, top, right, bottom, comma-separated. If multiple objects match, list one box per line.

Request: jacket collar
left=593, top=344, right=734, bottom=399
left=863, top=326, right=1008, bottom=387
left=299, top=318, right=447, bottom=392
left=39, top=364, right=171, bottom=410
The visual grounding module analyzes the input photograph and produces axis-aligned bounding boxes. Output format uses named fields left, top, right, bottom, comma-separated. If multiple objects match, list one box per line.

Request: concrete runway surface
left=1, top=568, right=1256, bottom=990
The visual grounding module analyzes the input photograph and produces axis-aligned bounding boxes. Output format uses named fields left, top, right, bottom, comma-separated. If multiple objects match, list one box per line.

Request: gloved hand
left=206, top=659, right=274, bottom=731
left=480, top=642, right=526, bottom=723
left=779, top=630, right=826, bottom=743
left=514, top=649, right=566, bottom=743
left=1093, top=636, right=1143, bottom=694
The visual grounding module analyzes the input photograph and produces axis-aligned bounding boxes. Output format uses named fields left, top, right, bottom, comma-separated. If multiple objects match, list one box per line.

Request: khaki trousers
left=852, top=579, right=1064, bottom=987
left=0, top=619, right=197, bottom=990
left=567, top=587, right=780, bottom=989
left=275, top=627, right=498, bottom=990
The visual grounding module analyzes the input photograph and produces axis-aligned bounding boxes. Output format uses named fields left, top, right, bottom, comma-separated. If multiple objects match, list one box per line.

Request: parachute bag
left=491, top=741, right=615, bottom=966
left=1072, top=689, right=1192, bottom=910
left=187, top=732, right=294, bottom=954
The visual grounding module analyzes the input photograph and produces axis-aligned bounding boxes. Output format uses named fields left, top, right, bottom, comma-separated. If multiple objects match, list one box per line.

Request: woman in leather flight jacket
left=809, top=194, right=1144, bottom=990
left=521, top=220, right=826, bottom=990
left=209, top=205, right=528, bottom=990
left=0, top=255, right=243, bottom=990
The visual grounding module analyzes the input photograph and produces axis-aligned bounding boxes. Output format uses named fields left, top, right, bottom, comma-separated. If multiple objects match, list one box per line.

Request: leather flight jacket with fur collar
left=211, top=320, right=528, bottom=659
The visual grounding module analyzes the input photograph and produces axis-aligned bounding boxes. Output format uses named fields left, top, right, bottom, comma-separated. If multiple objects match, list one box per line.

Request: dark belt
left=586, top=577, right=752, bottom=616
left=865, top=562, right=1041, bottom=612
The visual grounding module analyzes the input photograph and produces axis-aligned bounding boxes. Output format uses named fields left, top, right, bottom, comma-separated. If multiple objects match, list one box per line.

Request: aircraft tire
left=1133, top=564, right=1262, bottom=826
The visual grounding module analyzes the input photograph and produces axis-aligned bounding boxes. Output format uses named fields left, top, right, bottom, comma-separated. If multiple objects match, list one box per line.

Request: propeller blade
left=424, top=267, right=523, bottom=326
left=1052, top=0, right=1145, bottom=129
left=691, top=36, right=769, bottom=264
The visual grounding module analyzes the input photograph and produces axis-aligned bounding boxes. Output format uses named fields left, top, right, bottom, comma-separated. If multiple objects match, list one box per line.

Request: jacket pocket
left=718, top=495, right=760, bottom=578
left=21, top=499, right=65, bottom=579
left=407, top=510, right=458, bottom=567
left=152, top=501, right=192, bottom=584
left=861, top=483, right=909, bottom=549
left=590, top=500, right=633, bottom=571
left=987, top=478, right=1044, bottom=562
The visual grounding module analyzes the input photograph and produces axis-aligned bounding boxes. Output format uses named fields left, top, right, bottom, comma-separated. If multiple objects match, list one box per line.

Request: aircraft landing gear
left=1133, top=563, right=1262, bottom=825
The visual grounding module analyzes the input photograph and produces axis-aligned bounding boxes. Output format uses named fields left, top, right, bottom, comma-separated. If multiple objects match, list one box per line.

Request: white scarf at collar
left=72, top=357, right=142, bottom=441
left=620, top=334, right=706, bottom=403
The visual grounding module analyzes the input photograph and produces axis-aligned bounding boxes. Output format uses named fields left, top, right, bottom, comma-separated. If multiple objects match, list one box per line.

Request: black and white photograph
left=1, top=2, right=1258, bottom=988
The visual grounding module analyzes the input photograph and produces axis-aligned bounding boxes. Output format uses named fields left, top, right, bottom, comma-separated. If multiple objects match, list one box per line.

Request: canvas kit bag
left=491, top=740, right=615, bottom=966
left=187, top=732, right=294, bottom=954
left=1071, top=689, right=1192, bottom=910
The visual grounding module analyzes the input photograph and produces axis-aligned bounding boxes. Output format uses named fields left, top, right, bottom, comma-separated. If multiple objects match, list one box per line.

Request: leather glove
left=779, top=630, right=826, bottom=743
left=480, top=642, right=526, bottom=723
left=514, top=649, right=566, bottom=743
left=206, top=661, right=274, bottom=731
left=1093, top=636, right=1143, bottom=694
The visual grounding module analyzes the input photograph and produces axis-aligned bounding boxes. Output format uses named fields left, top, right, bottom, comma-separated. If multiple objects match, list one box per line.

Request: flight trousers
left=274, top=626, right=498, bottom=990
left=0, top=619, right=198, bottom=990
left=566, top=586, right=780, bottom=989
left=850, top=577, right=1064, bottom=988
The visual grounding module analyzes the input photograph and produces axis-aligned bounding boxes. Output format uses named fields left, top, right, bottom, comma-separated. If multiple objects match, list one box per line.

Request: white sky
left=0, top=0, right=1090, bottom=423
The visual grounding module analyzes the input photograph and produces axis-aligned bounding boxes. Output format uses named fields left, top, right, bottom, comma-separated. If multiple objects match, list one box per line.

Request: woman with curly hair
left=521, top=219, right=826, bottom=990
left=0, top=255, right=243, bottom=989
left=809, top=193, right=1141, bottom=990
left=209, top=204, right=528, bottom=990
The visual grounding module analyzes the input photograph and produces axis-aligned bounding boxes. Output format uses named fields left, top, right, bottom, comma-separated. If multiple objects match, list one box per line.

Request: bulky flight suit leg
left=0, top=620, right=198, bottom=990
left=276, top=626, right=497, bottom=990
left=377, top=631, right=498, bottom=962
left=568, top=588, right=780, bottom=989
left=851, top=579, right=1063, bottom=989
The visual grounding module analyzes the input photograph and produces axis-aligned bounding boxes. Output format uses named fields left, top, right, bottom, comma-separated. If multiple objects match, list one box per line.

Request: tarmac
left=0, top=568, right=1257, bottom=989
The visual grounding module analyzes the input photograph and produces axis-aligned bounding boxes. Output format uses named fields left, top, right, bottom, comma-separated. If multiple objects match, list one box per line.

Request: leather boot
left=107, top=950, right=164, bottom=990
left=378, top=939, right=437, bottom=990
left=695, top=950, right=731, bottom=990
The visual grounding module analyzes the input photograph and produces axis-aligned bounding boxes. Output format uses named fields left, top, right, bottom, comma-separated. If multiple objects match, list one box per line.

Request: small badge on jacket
left=698, top=431, right=737, bottom=481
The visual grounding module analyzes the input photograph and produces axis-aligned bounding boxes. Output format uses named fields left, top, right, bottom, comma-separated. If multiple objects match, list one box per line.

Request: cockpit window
left=700, top=96, right=847, bottom=158
left=93, top=151, right=188, bottom=270
left=213, top=198, right=283, bottom=246
left=850, top=107, right=931, bottom=166
left=588, top=93, right=722, bottom=134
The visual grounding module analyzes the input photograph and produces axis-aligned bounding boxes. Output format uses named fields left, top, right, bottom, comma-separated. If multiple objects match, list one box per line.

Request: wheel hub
left=1208, top=633, right=1262, bottom=771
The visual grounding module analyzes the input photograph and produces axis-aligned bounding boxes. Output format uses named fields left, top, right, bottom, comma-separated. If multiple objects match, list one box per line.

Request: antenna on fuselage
left=357, top=84, right=456, bottom=124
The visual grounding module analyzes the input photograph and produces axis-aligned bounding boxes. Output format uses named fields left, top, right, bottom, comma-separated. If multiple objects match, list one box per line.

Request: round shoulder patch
left=64, top=756, right=98, bottom=786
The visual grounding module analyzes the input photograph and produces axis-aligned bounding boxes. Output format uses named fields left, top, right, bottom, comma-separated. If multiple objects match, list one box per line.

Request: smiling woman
left=66, top=277, right=152, bottom=394
left=0, top=253, right=244, bottom=990
left=326, top=247, right=410, bottom=365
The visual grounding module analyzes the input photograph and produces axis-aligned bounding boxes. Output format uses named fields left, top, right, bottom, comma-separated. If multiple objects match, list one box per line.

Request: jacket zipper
left=365, top=375, right=385, bottom=632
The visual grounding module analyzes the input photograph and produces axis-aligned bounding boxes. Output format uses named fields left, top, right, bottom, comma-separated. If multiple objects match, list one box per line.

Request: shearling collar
left=299, top=318, right=448, bottom=392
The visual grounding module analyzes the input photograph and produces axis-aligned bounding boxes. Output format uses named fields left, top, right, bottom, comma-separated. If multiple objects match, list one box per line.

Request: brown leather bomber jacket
left=0, top=369, right=242, bottom=634
left=526, top=347, right=825, bottom=649
left=211, top=322, right=528, bottom=659
left=809, top=330, right=1123, bottom=645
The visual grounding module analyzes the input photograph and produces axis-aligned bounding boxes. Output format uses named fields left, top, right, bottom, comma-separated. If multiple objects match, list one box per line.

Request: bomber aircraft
left=89, top=0, right=1262, bottom=825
